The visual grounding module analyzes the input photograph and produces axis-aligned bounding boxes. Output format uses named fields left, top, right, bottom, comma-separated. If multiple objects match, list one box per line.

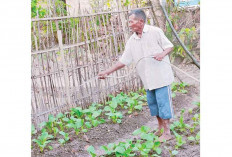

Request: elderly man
left=98, top=9, right=174, bottom=141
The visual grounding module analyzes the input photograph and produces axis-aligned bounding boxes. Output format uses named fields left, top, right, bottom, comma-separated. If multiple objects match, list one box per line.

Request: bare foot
left=159, top=133, right=172, bottom=142
left=154, top=130, right=162, bottom=137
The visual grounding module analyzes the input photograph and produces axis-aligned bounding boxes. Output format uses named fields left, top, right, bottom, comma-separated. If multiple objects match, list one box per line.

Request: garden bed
left=31, top=64, right=200, bottom=157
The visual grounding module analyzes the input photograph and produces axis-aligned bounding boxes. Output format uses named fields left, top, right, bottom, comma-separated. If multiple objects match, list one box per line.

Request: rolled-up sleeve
left=157, top=28, right=174, bottom=50
left=119, top=42, right=132, bottom=66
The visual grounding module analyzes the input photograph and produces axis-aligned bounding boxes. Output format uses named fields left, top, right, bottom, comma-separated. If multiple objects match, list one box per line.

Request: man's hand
left=98, top=71, right=108, bottom=79
left=153, top=52, right=166, bottom=61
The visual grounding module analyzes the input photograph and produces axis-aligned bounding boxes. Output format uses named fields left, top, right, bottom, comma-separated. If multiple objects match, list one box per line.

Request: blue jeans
left=146, top=85, right=174, bottom=119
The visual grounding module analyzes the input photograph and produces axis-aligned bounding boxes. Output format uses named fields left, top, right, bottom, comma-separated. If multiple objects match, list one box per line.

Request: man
left=98, top=9, right=174, bottom=141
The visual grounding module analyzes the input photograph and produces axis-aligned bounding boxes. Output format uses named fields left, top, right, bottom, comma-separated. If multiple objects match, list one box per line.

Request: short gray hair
left=128, top=9, right=146, bottom=22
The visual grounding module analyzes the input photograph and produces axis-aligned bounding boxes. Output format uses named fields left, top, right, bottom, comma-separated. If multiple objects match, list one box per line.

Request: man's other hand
left=153, top=52, right=166, bottom=61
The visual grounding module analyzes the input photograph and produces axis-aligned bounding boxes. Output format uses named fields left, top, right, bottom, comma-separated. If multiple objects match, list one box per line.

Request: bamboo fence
left=31, top=0, right=157, bottom=128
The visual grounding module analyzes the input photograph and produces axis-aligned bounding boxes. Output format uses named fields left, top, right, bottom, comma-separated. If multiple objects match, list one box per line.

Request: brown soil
left=31, top=63, right=200, bottom=157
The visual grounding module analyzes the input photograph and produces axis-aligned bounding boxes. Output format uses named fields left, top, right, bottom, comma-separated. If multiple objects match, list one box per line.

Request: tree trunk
left=150, top=0, right=166, bottom=31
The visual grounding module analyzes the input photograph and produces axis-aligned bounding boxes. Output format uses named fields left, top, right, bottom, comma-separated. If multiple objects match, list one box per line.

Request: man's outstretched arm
left=98, top=61, right=125, bottom=79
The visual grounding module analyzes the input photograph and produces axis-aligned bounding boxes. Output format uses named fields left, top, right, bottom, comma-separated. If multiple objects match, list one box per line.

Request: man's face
left=128, top=14, right=143, bottom=33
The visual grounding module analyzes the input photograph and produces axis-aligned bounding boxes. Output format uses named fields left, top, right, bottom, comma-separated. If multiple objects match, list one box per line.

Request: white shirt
left=119, top=24, right=174, bottom=90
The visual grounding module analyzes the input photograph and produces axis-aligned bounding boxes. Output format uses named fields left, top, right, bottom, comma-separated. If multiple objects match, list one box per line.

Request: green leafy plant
left=70, top=107, right=84, bottom=118
left=58, top=131, right=70, bottom=145
left=190, top=113, right=200, bottom=133
left=101, top=140, right=136, bottom=157
left=87, top=145, right=97, bottom=157
left=170, top=109, right=190, bottom=133
left=84, top=106, right=105, bottom=127
left=31, top=125, right=37, bottom=135
left=104, top=100, right=123, bottom=123
left=39, top=114, right=57, bottom=134
left=66, top=118, right=86, bottom=135
left=125, top=93, right=143, bottom=114
left=133, top=126, right=162, bottom=156
left=32, top=130, right=53, bottom=152
left=188, top=131, right=200, bottom=144
left=174, top=134, right=186, bottom=149
left=171, top=82, right=189, bottom=98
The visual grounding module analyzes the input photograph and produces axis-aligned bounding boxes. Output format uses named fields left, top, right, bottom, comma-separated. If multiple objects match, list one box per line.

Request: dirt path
left=32, top=63, right=200, bottom=157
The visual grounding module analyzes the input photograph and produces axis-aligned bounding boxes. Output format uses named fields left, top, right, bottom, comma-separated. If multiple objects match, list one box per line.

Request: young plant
left=174, top=134, right=186, bottom=149
left=87, top=145, right=97, bottom=157
left=188, top=131, right=200, bottom=145
left=101, top=140, right=136, bottom=157
left=125, top=94, right=143, bottom=114
left=164, top=146, right=179, bottom=157
left=170, top=109, right=190, bottom=133
left=31, top=125, right=37, bottom=135
left=84, top=106, right=105, bottom=127
left=133, top=126, right=162, bottom=156
left=58, top=131, right=69, bottom=145
left=101, top=143, right=116, bottom=156
left=70, top=107, right=84, bottom=118
left=66, top=118, right=86, bottom=135
left=104, top=100, right=123, bottom=123
left=32, top=130, right=53, bottom=152
left=39, top=114, right=57, bottom=134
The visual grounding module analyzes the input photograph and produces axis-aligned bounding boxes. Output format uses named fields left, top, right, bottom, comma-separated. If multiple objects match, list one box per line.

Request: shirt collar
left=133, top=24, right=149, bottom=39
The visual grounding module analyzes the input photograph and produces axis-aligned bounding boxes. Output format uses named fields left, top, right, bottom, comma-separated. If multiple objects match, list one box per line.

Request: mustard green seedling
left=32, top=130, right=53, bottom=152
left=59, top=131, right=69, bottom=145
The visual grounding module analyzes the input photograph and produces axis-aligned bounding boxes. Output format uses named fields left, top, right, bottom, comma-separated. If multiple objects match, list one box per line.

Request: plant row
left=32, top=90, right=147, bottom=152
left=87, top=101, right=200, bottom=157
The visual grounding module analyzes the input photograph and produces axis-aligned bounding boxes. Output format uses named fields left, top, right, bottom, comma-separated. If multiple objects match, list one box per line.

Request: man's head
left=128, top=9, right=146, bottom=33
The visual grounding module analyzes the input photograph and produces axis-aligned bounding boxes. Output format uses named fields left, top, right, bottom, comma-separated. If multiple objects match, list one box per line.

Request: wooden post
left=57, top=30, right=71, bottom=105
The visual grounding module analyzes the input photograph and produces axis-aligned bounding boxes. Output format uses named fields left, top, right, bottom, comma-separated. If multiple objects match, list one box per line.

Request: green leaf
left=188, top=136, right=195, bottom=141
left=110, top=101, right=118, bottom=109
left=155, top=147, right=162, bottom=154
left=141, top=133, right=154, bottom=141
left=87, top=145, right=96, bottom=155
left=92, top=120, right=99, bottom=127
left=196, top=131, right=200, bottom=141
left=117, top=119, right=121, bottom=123
left=31, top=125, right=37, bottom=135
left=75, top=119, right=84, bottom=128
left=141, top=125, right=150, bottom=133
left=172, top=150, right=178, bottom=155
left=134, top=105, right=142, bottom=110
left=85, top=122, right=92, bottom=128
left=48, top=146, right=53, bottom=150
left=59, top=139, right=65, bottom=144
left=144, top=141, right=154, bottom=149
left=56, top=113, right=64, bottom=119
left=133, top=129, right=142, bottom=135
left=59, top=131, right=66, bottom=136
left=104, top=106, right=111, bottom=112
left=115, top=146, right=125, bottom=154
left=39, top=122, right=47, bottom=128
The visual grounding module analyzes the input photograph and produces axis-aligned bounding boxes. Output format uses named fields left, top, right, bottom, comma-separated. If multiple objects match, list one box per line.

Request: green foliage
left=58, top=131, right=69, bottom=145
left=83, top=105, right=105, bottom=127
left=104, top=98, right=123, bottom=123
left=39, top=114, right=57, bottom=134
left=170, top=109, right=190, bottom=133
left=87, top=145, right=97, bottom=157
left=171, top=82, right=189, bottom=98
left=32, top=130, right=53, bottom=152
left=31, top=0, right=47, bottom=18
left=174, top=133, right=186, bottom=149
left=188, top=131, right=200, bottom=144
left=31, top=125, right=37, bottom=135
left=65, top=117, right=86, bottom=135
